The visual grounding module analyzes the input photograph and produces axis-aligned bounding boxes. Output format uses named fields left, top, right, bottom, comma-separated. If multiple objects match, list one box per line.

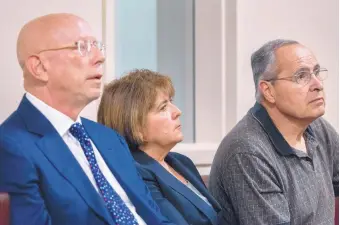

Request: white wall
left=1, top=0, right=338, bottom=129
left=183, top=0, right=339, bottom=174
left=0, top=0, right=103, bottom=123
left=236, top=0, right=339, bottom=130
left=193, top=0, right=339, bottom=146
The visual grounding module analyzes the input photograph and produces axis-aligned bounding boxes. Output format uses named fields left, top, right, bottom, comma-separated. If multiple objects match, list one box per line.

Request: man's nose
left=92, top=47, right=106, bottom=66
left=309, top=73, right=324, bottom=91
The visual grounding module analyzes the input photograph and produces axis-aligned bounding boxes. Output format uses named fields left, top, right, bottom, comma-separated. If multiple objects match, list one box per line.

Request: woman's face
left=142, top=91, right=183, bottom=148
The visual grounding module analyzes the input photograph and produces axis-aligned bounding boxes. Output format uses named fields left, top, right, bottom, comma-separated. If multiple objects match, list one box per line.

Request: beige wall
left=178, top=0, right=339, bottom=173
left=236, top=0, right=339, bottom=130
left=0, top=0, right=103, bottom=123
left=1, top=0, right=338, bottom=133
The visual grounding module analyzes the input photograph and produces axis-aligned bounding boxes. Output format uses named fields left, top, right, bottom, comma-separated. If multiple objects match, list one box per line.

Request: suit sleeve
left=0, top=135, right=52, bottom=225
left=136, top=166, right=190, bottom=225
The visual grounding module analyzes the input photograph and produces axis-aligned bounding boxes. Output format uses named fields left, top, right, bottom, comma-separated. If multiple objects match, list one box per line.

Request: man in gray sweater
left=209, top=39, right=339, bottom=225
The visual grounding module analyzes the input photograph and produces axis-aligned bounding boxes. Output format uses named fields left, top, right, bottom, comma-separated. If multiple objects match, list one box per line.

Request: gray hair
left=251, top=39, right=299, bottom=102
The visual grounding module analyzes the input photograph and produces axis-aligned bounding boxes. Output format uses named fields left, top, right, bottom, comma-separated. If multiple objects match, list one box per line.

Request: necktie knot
left=69, top=122, right=88, bottom=142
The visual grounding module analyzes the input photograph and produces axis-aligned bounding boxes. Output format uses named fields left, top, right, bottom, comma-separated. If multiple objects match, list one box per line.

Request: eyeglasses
left=265, top=68, right=328, bottom=86
left=37, top=40, right=105, bottom=56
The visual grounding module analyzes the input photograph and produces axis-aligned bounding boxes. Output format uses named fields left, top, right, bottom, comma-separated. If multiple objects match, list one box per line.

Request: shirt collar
left=250, top=102, right=316, bottom=156
left=26, top=92, right=81, bottom=137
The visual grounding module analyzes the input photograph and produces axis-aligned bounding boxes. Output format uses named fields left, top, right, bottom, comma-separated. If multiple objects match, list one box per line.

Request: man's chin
left=90, top=89, right=102, bottom=99
left=307, top=106, right=325, bottom=121
left=315, top=104, right=326, bottom=116
left=316, top=109, right=325, bottom=118
left=83, top=92, right=101, bottom=105
left=90, top=94, right=101, bottom=102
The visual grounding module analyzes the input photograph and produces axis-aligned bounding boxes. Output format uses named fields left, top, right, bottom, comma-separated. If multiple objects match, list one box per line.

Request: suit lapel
left=166, top=154, right=221, bottom=211
left=133, top=151, right=217, bottom=224
left=18, top=96, right=113, bottom=224
left=81, top=119, right=143, bottom=209
left=37, top=134, right=113, bottom=224
left=82, top=119, right=171, bottom=224
left=81, top=119, right=138, bottom=191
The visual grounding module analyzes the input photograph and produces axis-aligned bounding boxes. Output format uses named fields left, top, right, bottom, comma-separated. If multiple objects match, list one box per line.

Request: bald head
left=16, top=13, right=104, bottom=120
left=16, top=13, right=91, bottom=69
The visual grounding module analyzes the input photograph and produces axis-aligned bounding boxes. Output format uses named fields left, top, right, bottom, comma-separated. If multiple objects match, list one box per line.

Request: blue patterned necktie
left=69, top=122, right=138, bottom=225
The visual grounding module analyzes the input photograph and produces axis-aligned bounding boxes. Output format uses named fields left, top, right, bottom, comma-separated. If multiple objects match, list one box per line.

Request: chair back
left=335, top=197, right=339, bottom=225
left=201, top=175, right=209, bottom=187
left=0, top=193, right=9, bottom=225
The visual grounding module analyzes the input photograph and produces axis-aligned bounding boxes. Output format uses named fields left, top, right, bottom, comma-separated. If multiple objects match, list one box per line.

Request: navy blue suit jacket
left=132, top=150, right=221, bottom=225
left=0, top=96, right=174, bottom=225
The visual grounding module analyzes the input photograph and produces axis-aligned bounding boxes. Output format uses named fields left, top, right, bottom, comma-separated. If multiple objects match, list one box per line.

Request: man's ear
left=259, top=80, right=276, bottom=104
left=25, top=55, right=49, bottom=82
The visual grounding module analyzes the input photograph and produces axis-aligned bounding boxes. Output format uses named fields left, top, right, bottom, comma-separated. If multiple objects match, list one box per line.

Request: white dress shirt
left=26, top=93, right=146, bottom=225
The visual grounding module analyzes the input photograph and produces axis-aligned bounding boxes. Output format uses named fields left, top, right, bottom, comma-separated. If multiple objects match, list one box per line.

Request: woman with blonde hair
left=98, top=69, right=220, bottom=225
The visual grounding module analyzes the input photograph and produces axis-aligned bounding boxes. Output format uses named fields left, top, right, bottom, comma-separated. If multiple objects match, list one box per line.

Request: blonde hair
left=97, top=69, right=175, bottom=149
